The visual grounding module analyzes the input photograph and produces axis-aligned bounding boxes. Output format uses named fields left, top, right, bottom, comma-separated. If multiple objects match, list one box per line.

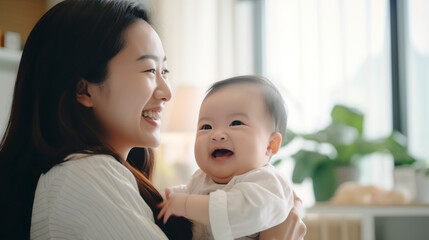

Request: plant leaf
left=356, top=138, right=386, bottom=155
left=333, top=142, right=358, bottom=164
left=282, top=129, right=297, bottom=147
left=302, top=123, right=358, bottom=146
left=384, top=131, right=416, bottom=166
left=331, top=105, right=364, bottom=136
left=271, top=159, right=282, bottom=167
left=291, top=150, right=330, bottom=183
left=312, top=161, right=337, bottom=202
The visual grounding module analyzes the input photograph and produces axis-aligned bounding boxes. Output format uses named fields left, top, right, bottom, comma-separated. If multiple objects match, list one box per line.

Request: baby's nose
left=211, top=132, right=228, bottom=141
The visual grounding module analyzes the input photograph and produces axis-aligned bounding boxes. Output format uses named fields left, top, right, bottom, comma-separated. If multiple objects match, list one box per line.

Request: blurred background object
left=0, top=28, right=4, bottom=47
left=3, top=31, right=21, bottom=50
left=153, top=85, right=205, bottom=190
left=0, top=0, right=47, bottom=46
left=276, top=104, right=416, bottom=202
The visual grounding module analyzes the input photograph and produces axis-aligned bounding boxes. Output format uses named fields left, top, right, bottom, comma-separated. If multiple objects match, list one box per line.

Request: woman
left=0, top=0, right=191, bottom=239
left=0, top=0, right=305, bottom=239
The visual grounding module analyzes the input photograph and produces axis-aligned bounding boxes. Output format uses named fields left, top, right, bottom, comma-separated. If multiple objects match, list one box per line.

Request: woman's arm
left=259, top=192, right=307, bottom=240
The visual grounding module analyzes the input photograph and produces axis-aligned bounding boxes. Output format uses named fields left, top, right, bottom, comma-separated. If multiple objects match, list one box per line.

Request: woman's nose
left=154, top=72, right=172, bottom=102
left=211, top=131, right=228, bottom=141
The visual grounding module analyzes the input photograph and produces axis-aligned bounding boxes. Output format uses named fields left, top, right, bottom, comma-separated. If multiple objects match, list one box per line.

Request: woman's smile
left=142, top=109, right=162, bottom=127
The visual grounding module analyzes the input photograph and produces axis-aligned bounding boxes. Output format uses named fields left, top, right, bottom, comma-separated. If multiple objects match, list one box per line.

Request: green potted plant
left=275, top=104, right=416, bottom=202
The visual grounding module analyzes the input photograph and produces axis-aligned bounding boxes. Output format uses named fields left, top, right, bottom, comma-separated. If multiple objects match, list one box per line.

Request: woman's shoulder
left=63, top=153, right=124, bottom=169
left=59, top=153, right=128, bottom=175
left=33, top=153, right=155, bottom=227
left=37, top=153, right=135, bottom=191
left=32, top=153, right=167, bottom=239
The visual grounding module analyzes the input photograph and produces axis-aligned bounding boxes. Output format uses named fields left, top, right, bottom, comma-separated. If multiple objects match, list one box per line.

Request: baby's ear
left=76, top=79, right=93, bottom=107
left=266, top=132, right=282, bottom=156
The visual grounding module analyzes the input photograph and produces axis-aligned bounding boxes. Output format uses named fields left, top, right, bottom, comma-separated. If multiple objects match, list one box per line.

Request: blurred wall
left=0, top=0, right=48, bottom=48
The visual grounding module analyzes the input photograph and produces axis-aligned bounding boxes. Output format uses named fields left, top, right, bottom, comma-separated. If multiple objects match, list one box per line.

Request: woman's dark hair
left=0, top=0, right=191, bottom=239
left=206, top=75, right=288, bottom=141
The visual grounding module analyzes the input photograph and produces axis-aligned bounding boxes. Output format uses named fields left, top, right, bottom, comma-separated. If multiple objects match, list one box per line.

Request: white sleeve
left=166, top=169, right=204, bottom=195
left=168, top=169, right=207, bottom=195
left=209, top=170, right=294, bottom=239
left=167, top=184, right=188, bottom=194
left=44, top=157, right=168, bottom=240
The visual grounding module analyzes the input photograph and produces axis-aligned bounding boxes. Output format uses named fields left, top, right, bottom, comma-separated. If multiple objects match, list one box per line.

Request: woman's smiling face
left=85, top=19, right=171, bottom=158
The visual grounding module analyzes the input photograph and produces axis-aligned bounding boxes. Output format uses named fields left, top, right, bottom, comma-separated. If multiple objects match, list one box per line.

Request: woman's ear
left=76, top=79, right=93, bottom=107
left=266, top=132, right=282, bottom=156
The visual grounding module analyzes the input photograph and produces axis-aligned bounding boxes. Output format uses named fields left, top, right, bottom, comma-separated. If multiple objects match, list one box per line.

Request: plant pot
left=336, top=165, right=360, bottom=184
left=393, top=166, right=417, bottom=202
left=416, top=171, right=429, bottom=203
left=312, top=164, right=361, bottom=202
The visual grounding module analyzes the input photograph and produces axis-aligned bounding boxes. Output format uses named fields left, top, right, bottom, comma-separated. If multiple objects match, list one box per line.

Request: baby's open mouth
left=211, top=149, right=234, bottom=158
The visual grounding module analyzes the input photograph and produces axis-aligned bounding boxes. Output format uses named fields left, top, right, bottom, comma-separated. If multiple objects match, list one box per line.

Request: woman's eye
left=162, top=69, right=170, bottom=75
left=230, top=120, right=244, bottom=126
left=144, top=69, right=156, bottom=74
left=201, top=124, right=212, bottom=130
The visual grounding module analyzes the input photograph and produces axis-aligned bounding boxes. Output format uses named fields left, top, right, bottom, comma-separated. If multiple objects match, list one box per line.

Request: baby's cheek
left=194, top=135, right=206, bottom=149
left=194, top=141, right=204, bottom=160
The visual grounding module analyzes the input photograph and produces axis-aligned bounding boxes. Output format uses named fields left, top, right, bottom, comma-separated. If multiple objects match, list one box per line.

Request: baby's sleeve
left=167, top=184, right=188, bottom=194
left=166, top=169, right=206, bottom=195
left=209, top=168, right=294, bottom=239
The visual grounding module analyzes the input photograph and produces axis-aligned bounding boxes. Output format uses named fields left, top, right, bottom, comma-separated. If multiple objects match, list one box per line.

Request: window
left=263, top=0, right=396, bottom=205
left=265, top=0, right=392, bottom=137
left=404, top=0, right=429, bottom=164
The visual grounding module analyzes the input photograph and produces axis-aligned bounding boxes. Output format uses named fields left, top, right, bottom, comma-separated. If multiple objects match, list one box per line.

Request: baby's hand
left=157, top=190, right=189, bottom=224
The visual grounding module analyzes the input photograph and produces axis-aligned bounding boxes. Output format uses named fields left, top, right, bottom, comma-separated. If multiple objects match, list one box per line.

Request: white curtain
left=264, top=0, right=394, bottom=205
left=148, top=0, right=238, bottom=89
left=265, top=0, right=392, bottom=138
left=147, top=0, right=251, bottom=189
left=405, top=0, right=429, bottom=164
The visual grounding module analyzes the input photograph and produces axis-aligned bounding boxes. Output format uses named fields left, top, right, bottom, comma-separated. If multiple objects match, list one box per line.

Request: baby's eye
left=230, top=120, right=244, bottom=126
left=201, top=124, right=212, bottom=130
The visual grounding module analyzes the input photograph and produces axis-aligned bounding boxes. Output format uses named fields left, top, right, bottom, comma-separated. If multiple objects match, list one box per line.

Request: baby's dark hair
left=206, top=75, right=288, bottom=143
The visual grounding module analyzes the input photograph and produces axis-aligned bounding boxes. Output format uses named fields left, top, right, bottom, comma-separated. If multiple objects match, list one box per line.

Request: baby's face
left=194, top=83, right=276, bottom=184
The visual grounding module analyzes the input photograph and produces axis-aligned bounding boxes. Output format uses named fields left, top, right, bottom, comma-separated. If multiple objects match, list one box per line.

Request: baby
left=158, top=75, right=298, bottom=239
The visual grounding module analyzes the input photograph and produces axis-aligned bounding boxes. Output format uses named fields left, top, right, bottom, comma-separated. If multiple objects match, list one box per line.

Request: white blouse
left=169, top=164, right=294, bottom=240
left=31, top=154, right=168, bottom=240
